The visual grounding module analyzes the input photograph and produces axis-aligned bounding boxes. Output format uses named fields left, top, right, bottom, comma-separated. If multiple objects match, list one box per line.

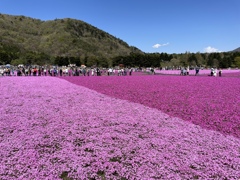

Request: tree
left=86, top=56, right=98, bottom=67
left=188, top=53, right=197, bottom=66
left=170, top=58, right=180, bottom=68
left=0, top=51, right=10, bottom=64
left=54, top=56, right=69, bottom=66
left=179, top=52, right=190, bottom=66
left=195, top=52, right=205, bottom=66
left=69, top=57, right=81, bottom=66
left=11, top=58, right=26, bottom=66
left=234, top=56, right=240, bottom=68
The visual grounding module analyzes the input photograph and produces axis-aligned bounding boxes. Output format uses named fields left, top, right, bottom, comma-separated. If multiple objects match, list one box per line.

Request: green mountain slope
left=0, top=14, right=141, bottom=59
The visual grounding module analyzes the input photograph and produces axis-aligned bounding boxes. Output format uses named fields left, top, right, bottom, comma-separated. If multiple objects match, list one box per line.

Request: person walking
left=219, top=68, right=222, bottom=77
left=195, top=67, right=199, bottom=76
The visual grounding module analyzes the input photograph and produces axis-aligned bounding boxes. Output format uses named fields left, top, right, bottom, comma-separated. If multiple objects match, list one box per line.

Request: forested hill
left=0, top=13, right=142, bottom=64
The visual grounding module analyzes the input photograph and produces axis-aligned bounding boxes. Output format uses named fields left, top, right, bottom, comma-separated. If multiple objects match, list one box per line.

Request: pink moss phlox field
left=1, top=77, right=240, bottom=179
left=154, top=69, right=240, bottom=77
left=61, top=76, right=240, bottom=139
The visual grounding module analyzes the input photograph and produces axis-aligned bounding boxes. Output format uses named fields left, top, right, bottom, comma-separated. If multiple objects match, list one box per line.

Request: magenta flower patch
left=1, top=76, right=240, bottom=179
left=61, top=75, right=240, bottom=139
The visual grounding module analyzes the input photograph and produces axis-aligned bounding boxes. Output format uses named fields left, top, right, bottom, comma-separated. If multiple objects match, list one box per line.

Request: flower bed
left=1, top=77, right=240, bottom=179
left=154, top=69, right=240, bottom=77
left=61, top=75, right=240, bottom=139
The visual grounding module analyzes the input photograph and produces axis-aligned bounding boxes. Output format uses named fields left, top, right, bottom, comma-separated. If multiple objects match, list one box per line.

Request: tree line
left=0, top=43, right=240, bottom=68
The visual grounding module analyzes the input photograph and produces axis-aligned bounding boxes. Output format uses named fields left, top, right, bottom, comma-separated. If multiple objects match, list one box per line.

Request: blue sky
left=0, top=0, right=239, bottom=54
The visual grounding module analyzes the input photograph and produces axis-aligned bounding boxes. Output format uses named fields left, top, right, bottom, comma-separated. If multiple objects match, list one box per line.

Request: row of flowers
left=1, top=76, right=239, bottom=179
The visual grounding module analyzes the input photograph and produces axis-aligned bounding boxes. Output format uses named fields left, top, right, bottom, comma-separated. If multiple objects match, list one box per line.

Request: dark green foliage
left=54, top=56, right=81, bottom=66
left=54, top=56, right=69, bottom=66
left=112, top=51, right=240, bottom=68
left=0, top=43, right=21, bottom=65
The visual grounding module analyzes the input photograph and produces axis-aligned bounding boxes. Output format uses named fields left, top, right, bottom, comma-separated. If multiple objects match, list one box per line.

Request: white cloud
left=204, top=46, right=220, bottom=53
left=152, top=43, right=169, bottom=48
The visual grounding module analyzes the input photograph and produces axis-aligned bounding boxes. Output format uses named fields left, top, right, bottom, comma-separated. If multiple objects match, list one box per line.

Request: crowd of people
left=179, top=67, right=222, bottom=76
left=0, top=65, right=136, bottom=77
left=0, top=64, right=226, bottom=77
left=180, top=67, right=201, bottom=76
left=210, top=68, right=222, bottom=77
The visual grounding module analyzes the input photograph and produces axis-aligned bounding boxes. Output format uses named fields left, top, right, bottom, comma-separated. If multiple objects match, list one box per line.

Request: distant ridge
left=232, top=47, right=240, bottom=52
